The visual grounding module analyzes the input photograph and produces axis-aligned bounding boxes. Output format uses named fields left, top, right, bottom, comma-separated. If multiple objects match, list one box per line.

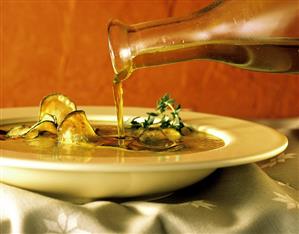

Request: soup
left=0, top=122, right=225, bottom=161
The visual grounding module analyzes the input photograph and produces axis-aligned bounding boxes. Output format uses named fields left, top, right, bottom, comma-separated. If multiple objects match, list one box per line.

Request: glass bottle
left=108, top=0, right=299, bottom=81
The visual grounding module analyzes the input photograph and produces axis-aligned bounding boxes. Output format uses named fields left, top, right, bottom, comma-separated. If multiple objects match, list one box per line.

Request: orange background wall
left=1, top=0, right=299, bottom=118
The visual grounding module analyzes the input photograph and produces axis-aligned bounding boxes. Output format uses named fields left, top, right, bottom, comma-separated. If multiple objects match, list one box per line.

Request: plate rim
left=0, top=106, right=288, bottom=172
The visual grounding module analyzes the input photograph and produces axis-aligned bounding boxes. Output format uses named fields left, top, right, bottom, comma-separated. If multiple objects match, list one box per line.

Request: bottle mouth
left=107, top=20, right=132, bottom=78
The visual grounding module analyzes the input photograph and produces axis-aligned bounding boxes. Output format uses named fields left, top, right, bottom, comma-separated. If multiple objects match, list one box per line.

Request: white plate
left=0, top=107, right=287, bottom=201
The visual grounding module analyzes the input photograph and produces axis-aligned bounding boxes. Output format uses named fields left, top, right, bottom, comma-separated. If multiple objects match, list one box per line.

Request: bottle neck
left=108, top=0, right=299, bottom=78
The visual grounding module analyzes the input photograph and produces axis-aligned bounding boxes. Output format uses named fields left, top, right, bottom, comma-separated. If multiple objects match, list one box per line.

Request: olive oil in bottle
left=132, top=39, right=299, bottom=73
left=109, top=0, right=299, bottom=140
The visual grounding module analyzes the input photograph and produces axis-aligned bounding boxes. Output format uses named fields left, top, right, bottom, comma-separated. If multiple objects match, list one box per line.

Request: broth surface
left=0, top=122, right=225, bottom=162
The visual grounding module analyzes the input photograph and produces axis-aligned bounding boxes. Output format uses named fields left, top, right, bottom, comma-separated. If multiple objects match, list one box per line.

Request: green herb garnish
left=129, top=94, right=185, bottom=132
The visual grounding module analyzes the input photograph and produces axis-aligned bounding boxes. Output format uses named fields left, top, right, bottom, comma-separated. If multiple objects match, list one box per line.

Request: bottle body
left=108, top=0, right=299, bottom=80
